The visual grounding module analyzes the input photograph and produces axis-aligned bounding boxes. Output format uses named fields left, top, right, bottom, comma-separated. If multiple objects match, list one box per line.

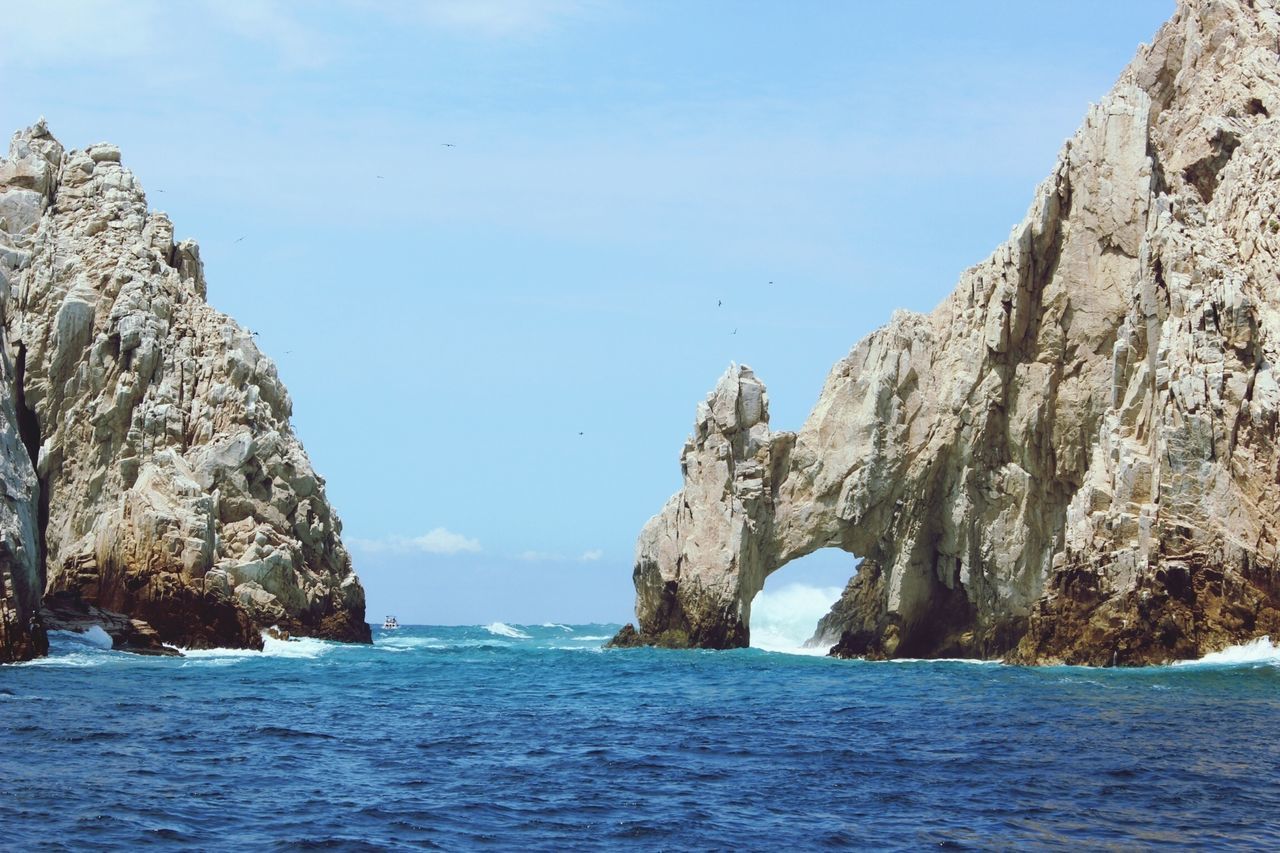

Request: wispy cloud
left=0, top=0, right=166, bottom=68
left=362, top=0, right=603, bottom=38
left=351, top=527, right=482, bottom=555
left=518, top=548, right=605, bottom=563
left=517, top=549, right=562, bottom=561
left=205, top=0, right=333, bottom=69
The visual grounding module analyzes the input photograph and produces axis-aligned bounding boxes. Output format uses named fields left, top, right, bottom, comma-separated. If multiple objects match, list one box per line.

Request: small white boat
left=382, top=615, right=400, bottom=630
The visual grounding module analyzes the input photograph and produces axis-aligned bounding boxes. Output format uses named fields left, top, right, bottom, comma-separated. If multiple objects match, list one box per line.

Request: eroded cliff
left=0, top=122, right=369, bottom=661
left=616, top=0, right=1280, bottom=665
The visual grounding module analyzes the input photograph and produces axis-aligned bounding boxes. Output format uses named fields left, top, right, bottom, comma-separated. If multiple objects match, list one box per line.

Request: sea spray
left=1173, top=636, right=1280, bottom=667
left=484, top=622, right=531, bottom=639
left=749, top=583, right=842, bottom=655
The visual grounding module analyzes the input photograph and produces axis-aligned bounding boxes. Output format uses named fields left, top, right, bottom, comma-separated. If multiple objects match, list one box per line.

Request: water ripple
left=1, top=625, right=1279, bottom=849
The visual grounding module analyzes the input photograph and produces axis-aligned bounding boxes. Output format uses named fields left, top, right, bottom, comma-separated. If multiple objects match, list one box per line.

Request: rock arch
left=615, top=1, right=1280, bottom=663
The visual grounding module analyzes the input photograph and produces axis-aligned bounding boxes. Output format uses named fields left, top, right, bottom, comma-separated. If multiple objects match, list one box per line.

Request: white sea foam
left=571, top=635, right=611, bottom=642
left=377, top=635, right=447, bottom=651
left=886, top=657, right=1001, bottom=665
left=180, top=630, right=333, bottom=662
left=484, top=622, right=531, bottom=639
left=1173, top=636, right=1280, bottom=667
left=541, top=623, right=573, bottom=631
left=749, top=582, right=842, bottom=656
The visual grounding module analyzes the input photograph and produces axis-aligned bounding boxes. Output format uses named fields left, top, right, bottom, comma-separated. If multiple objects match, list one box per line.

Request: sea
left=2, top=616, right=1280, bottom=850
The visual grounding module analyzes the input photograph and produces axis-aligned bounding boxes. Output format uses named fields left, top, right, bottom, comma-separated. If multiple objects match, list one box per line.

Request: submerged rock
left=0, top=120, right=370, bottom=660
left=617, top=0, right=1280, bottom=665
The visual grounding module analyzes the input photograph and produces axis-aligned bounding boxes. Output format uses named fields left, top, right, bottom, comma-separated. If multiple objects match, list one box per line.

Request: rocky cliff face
left=0, top=121, right=369, bottom=661
left=616, top=0, right=1280, bottom=665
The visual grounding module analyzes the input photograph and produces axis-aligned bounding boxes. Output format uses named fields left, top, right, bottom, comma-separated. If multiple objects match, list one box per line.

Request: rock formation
left=0, top=121, right=369, bottom=662
left=616, top=0, right=1280, bottom=665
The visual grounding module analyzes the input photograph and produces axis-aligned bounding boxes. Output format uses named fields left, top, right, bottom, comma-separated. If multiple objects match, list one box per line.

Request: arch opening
left=748, top=548, right=858, bottom=655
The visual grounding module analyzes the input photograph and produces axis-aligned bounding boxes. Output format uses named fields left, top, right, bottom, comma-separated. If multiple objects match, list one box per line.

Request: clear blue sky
left=2, top=0, right=1172, bottom=625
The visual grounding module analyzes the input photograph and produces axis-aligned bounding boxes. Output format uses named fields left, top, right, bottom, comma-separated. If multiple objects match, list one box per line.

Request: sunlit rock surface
left=0, top=121, right=369, bottom=659
left=616, top=0, right=1280, bottom=665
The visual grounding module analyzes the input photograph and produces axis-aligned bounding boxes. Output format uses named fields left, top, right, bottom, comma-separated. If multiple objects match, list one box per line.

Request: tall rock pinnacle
left=0, top=120, right=369, bottom=660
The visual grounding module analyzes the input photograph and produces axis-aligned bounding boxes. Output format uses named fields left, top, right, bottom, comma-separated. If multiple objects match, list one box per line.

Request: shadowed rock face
left=0, top=121, right=369, bottom=659
left=616, top=0, right=1280, bottom=664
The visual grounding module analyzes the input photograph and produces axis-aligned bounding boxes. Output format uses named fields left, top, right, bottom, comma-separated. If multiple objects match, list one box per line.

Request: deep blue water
left=2, top=624, right=1280, bottom=850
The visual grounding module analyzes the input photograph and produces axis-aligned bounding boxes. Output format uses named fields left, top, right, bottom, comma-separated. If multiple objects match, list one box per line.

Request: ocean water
left=2, top=624, right=1280, bottom=850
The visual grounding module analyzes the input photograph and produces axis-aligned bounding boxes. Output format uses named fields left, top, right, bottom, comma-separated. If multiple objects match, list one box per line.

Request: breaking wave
left=1173, top=636, right=1280, bottom=668
left=20, top=631, right=120, bottom=667
left=484, top=622, right=531, bottom=639
left=180, top=632, right=334, bottom=662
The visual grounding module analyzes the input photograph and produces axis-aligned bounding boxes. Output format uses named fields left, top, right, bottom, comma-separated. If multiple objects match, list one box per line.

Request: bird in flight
left=376, top=175, right=385, bottom=179
left=731, top=328, right=738, bottom=335
left=717, top=300, right=722, bottom=307
left=249, top=330, right=260, bottom=337
left=578, top=431, right=584, bottom=436
left=441, top=143, right=456, bottom=148
left=235, top=236, right=246, bottom=243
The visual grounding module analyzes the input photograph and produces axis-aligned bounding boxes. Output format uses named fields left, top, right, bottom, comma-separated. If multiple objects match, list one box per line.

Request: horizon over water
left=3, top=620, right=1280, bottom=848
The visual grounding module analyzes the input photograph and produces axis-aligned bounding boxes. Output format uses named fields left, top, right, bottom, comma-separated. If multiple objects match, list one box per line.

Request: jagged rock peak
left=615, top=0, right=1280, bottom=664
left=0, top=121, right=370, bottom=660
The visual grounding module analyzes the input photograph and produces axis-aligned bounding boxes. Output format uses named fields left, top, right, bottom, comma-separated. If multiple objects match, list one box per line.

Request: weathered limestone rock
left=0, top=125, right=50, bottom=663
left=617, top=0, right=1280, bottom=664
left=0, top=119, right=370, bottom=655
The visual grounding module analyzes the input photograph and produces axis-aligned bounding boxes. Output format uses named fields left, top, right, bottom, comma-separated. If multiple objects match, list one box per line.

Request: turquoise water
left=2, top=624, right=1279, bottom=849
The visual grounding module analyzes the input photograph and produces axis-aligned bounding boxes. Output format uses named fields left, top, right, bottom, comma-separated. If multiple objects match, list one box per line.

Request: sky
left=1, top=0, right=1173, bottom=627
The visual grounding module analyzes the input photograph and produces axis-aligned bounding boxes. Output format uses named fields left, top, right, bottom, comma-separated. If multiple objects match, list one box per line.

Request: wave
left=81, top=625, right=114, bottom=649
left=541, top=623, right=573, bottom=631
left=376, top=635, right=451, bottom=652
left=1173, top=636, right=1280, bottom=667
left=19, top=631, right=120, bottom=667
left=484, top=622, right=531, bottom=639
left=885, top=657, right=1002, bottom=665
left=180, top=631, right=334, bottom=661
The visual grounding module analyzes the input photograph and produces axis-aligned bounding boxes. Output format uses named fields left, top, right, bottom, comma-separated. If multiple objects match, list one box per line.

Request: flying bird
left=376, top=175, right=385, bottom=179
left=731, top=328, right=737, bottom=335
left=235, top=236, right=246, bottom=243
left=717, top=300, right=722, bottom=307
left=441, top=143, right=456, bottom=148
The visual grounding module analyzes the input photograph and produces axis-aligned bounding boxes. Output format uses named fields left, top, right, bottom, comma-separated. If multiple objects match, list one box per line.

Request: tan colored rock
left=617, top=0, right=1280, bottom=664
left=0, top=119, right=370, bottom=654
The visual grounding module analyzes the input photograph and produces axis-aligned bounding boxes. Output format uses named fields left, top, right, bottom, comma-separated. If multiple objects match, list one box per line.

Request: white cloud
left=350, top=527, right=481, bottom=555
left=580, top=549, right=604, bottom=562
left=517, top=550, right=563, bottom=562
